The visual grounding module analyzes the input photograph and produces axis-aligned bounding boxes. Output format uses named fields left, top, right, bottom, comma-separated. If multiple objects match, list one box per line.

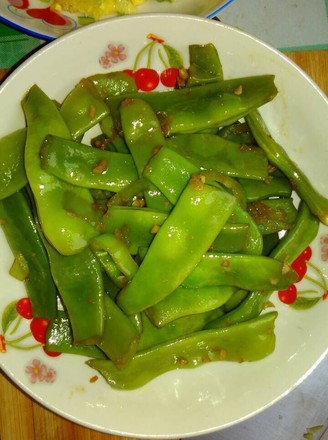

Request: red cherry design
left=27, top=7, right=70, bottom=26
left=278, top=284, right=297, bottom=304
left=16, top=297, right=33, bottom=320
left=291, top=259, right=307, bottom=282
left=291, top=246, right=312, bottom=282
left=30, top=318, right=50, bottom=344
left=123, top=69, right=135, bottom=78
left=8, top=0, right=29, bottom=9
left=160, top=67, right=179, bottom=88
left=301, top=246, right=312, bottom=261
left=134, top=68, right=160, bottom=91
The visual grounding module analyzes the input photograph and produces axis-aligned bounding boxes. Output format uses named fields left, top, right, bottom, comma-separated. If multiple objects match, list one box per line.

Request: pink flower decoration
left=44, top=367, right=57, bottom=383
left=320, top=235, right=328, bottom=245
left=99, top=43, right=127, bottom=69
left=100, top=55, right=112, bottom=69
left=25, top=359, right=47, bottom=383
left=25, top=359, right=57, bottom=384
left=107, top=44, right=127, bottom=63
left=321, top=246, right=328, bottom=262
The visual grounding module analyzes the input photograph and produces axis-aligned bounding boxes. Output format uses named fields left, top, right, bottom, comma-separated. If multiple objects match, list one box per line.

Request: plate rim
left=0, top=13, right=328, bottom=438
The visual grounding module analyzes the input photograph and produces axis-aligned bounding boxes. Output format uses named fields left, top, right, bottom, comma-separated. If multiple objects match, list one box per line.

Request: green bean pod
left=120, top=97, right=172, bottom=211
left=270, top=201, right=320, bottom=263
left=146, top=285, right=235, bottom=327
left=239, top=175, right=292, bottom=202
left=22, top=84, right=98, bottom=255
left=46, top=311, right=107, bottom=359
left=159, top=89, right=277, bottom=137
left=107, top=178, right=149, bottom=207
left=60, top=79, right=110, bottom=140
left=93, top=250, right=127, bottom=288
left=97, top=294, right=140, bottom=369
left=40, top=134, right=138, bottom=192
left=0, top=128, right=27, bottom=200
left=226, top=205, right=263, bottom=255
left=262, top=233, right=280, bottom=256
left=186, top=43, right=223, bottom=86
left=0, top=190, right=57, bottom=319
left=101, top=206, right=168, bottom=254
left=107, top=75, right=277, bottom=127
left=102, top=205, right=259, bottom=257
left=138, top=308, right=225, bottom=352
left=206, top=201, right=319, bottom=329
left=144, top=145, right=198, bottom=205
left=87, top=311, right=277, bottom=390
left=120, top=98, right=165, bottom=173
left=86, top=71, right=137, bottom=99
left=145, top=145, right=264, bottom=255
left=222, top=289, right=249, bottom=313
left=209, top=223, right=251, bottom=253
left=166, top=133, right=269, bottom=181
left=205, top=290, right=270, bottom=330
left=117, top=174, right=237, bottom=315
left=45, top=244, right=104, bottom=345
left=247, top=197, right=298, bottom=234
left=246, top=109, right=328, bottom=225
left=218, top=121, right=255, bottom=144
left=183, top=252, right=298, bottom=291
left=90, top=233, right=138, bottom=280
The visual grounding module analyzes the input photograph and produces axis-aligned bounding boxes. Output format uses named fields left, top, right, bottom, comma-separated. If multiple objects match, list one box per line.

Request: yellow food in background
left=52, top=0, right=145, bottom=19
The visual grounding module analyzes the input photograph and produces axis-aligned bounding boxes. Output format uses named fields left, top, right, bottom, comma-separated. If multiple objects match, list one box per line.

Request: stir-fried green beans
left=87, top=311, right=278, bottom=390
left=0, top=129, right=27, bottom=199
left=0, top=41, right=327, bottom=390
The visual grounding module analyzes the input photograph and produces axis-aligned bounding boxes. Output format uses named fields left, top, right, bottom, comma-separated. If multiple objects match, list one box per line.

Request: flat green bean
left=87, top=311, right=277, bottom=390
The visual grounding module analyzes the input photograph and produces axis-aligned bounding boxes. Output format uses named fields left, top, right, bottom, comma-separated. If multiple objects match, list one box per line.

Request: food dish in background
left=0, top=13, right=328, bottom=438
left=0, top=0, right=235, bottom=39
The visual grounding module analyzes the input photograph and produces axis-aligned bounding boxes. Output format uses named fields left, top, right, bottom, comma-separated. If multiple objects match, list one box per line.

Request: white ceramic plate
left=0, top=0, right=234, bottom=40
left=1, top=14, right=328, bottom=438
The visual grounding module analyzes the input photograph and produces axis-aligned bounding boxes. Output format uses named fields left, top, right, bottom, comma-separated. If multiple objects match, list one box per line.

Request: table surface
left=0, top=12, right=328, bottom=440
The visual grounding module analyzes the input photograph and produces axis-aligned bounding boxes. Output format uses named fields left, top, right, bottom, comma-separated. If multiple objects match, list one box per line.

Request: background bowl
left=0, top=13, right=328, bottom=438
left=0, top=0, right=234, bottom=40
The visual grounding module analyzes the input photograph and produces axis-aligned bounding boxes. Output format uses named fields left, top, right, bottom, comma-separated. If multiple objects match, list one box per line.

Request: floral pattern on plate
left=25, top=358, right=57, bottom=383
